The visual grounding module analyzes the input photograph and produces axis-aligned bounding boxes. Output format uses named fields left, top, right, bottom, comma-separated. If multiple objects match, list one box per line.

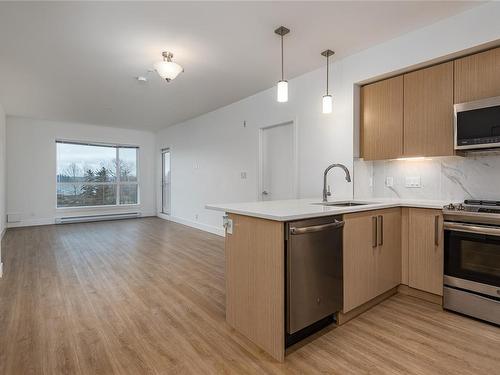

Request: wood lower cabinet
left=225, top=214, right=285, bottom=362
left=403, top=62, right=454, bottom=157
left=375, top=208, right=402, bottom=295
left=343, top=211, right=378, bottom=312
left=407, top=208, right=444, bottom=296
left=454, top=47, right=500, bottom=103
left=343, top=208, right=401, bottom=313
left=361, top=76, right=404, bottom=160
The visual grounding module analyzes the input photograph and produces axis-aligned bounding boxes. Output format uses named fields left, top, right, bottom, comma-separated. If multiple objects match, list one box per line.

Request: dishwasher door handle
left=289, top=220, right=345, bottom=235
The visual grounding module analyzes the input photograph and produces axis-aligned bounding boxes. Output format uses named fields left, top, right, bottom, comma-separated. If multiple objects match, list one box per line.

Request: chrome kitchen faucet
left=322, top=164, right=351, bottom=202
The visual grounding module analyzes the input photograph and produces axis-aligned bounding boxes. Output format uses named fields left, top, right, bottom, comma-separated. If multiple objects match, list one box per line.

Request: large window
left=56, top=141, right=139, bottom=208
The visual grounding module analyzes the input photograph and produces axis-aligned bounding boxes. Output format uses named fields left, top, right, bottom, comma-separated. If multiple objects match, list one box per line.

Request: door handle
left=372, top=216, right=377, bottom=248
left=435, top=215, right=440, bottom=246
left=377, top=215, right=384, bottom=246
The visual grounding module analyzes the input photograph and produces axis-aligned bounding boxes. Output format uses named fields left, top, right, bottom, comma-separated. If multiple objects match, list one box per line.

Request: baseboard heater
left=55, top=212, right=141, bottom=224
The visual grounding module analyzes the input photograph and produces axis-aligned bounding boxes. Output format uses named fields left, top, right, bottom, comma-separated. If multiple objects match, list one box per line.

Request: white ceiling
left=0, top=1, right=481, bottom=131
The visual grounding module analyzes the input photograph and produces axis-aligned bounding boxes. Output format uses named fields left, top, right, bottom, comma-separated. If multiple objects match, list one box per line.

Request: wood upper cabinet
left=454, top=47, right=500, bottom=103
left=403, top=62, right=454, bottom=157
left=361, top=47, right=500, bottom=160
left=408, top=208, right=444, bottom=296
left=343, top=208, right=401, bottom=313
left=361, top=76, right=404, bottom=160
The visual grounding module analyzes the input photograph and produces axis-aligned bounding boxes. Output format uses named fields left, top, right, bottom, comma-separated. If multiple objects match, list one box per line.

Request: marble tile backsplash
left=353, top=151, right=500, bottom=202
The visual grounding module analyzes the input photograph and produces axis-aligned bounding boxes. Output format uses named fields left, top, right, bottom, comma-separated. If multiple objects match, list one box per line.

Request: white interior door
left=162, top=149, right=171, bottom=214
left=260, top=122, right=297, bottom=201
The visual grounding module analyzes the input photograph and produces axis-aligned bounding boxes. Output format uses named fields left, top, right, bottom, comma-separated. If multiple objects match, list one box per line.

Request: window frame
left=55, top=140, right=140, bottom=209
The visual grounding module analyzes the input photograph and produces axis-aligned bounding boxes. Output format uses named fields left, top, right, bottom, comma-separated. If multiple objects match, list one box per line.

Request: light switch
left=240, top=172, right=247, bottom=179
left=405, top=176, right=421, bottom=188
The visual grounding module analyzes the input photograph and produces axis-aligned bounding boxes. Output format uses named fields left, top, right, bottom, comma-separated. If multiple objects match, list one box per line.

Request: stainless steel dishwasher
left=286, top=215, right=344, bottom=342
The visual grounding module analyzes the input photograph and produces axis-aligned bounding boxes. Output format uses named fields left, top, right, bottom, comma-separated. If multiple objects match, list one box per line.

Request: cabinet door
left=454, top=47, right=500, bottom=103
left=375, top=208, right=402, bottom=295
left=408, top=208, right=444, bottom=296
left=361, top=76, right=404, bottom=160
left=343, top=211, right=378, bottom=312
left=403, top=62, right=454, bottom=157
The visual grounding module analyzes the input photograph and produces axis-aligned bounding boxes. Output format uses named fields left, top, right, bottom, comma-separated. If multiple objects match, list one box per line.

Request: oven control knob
left=457, top=203, right=465, bottom=211
left=444, top=203, right=456, bottom=210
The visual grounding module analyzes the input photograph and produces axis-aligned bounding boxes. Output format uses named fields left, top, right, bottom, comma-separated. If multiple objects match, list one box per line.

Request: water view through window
left=56, top=141, right=139, bottom=207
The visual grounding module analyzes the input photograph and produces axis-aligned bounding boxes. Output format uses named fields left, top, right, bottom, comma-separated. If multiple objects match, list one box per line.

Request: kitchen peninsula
left=207, top=198, right=448, bottom=361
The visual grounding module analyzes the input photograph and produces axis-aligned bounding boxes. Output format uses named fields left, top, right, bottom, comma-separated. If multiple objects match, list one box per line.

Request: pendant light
left=275, top=26, right=290, bottom=103
left=321, top=49, right=335, bottom=114
left=154, top=52, right=184, bottom=82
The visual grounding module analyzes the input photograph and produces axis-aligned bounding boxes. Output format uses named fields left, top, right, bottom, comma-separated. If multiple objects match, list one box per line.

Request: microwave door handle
left=444, top=221, right=500, bottom=237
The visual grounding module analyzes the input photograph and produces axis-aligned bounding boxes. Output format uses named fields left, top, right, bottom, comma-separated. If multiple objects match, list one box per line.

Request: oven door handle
left=444, top=221, right=500, bottom=237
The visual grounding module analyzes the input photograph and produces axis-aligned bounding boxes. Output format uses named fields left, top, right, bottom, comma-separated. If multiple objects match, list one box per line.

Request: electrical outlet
left=240, top=171, right=247, bottom=179
left=385, top=177, right=394, bottom=187
left=223, top=216, right=233, bottom=235
left=405, top=176, right=421, bottom=188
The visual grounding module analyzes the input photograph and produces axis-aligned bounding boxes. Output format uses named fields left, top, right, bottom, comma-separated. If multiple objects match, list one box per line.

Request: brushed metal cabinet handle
left=372, top=216, right=378, bottom=248
left=435, top=215, right=440, bottom=246
left=377, top=215, right=383, bottom=246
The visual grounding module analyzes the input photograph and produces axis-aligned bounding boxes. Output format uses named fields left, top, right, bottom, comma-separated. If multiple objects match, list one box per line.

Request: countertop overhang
left=206, top=198, right=450, bottom=221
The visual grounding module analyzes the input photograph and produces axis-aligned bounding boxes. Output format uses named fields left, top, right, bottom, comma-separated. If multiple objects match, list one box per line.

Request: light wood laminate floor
left=0, top=218, right=498, bottom=374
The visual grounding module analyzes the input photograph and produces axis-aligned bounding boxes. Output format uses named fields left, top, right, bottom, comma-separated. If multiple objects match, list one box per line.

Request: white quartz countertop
left=206, top=198, right=450, bottom=221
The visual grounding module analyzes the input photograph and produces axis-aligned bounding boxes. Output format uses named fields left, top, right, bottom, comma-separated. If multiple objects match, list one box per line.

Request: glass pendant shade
left=322, top=94, right=333, bottom=114
left=277, top=80, right=288, bottom=103
left=154, top=60, right=183, bottom=81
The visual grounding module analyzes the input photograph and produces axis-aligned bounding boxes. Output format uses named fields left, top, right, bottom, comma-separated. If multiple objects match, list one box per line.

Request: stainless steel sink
left=311, top=201, right=373, bottom=207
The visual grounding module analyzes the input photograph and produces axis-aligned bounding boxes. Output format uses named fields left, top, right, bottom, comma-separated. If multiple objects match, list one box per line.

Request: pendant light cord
left=326, top=54, right=329, bottom=95
left=281, top=35, right=284, bottom=81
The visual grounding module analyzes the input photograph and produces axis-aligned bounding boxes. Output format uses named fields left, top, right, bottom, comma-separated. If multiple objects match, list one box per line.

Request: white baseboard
left=157, top=212, right=170, bottom=220
left=157, top=214, right=225, bottom=237
left=7, top=218, right=55, bottom=228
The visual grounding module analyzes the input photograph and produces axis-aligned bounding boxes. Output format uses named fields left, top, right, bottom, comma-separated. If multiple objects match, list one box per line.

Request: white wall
left=0, top=103, right=6, bottom=275
left=6, top=116, right=156, bottom=227
left=156, top=2, right=500, bottom=236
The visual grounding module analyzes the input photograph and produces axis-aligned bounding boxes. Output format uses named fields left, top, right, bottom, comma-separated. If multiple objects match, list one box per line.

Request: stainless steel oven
left=454, top=96, right=500, bottom=150
left=443, top=201, right=500, bottom=325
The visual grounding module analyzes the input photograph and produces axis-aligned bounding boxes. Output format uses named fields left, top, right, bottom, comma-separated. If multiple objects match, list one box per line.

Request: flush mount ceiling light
left=321, top=49, right=335, bottom=114
left=275, top=26, right=290, bottom=103
left=154, top=52, right=184, bottom=82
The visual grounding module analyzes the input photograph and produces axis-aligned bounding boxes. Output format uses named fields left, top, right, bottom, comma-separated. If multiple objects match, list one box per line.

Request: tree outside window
left=56, top=142, right=138, bottom=208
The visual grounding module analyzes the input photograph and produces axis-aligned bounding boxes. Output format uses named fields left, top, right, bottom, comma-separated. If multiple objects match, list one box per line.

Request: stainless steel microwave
left=454, top=96, right=500, bottom=150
